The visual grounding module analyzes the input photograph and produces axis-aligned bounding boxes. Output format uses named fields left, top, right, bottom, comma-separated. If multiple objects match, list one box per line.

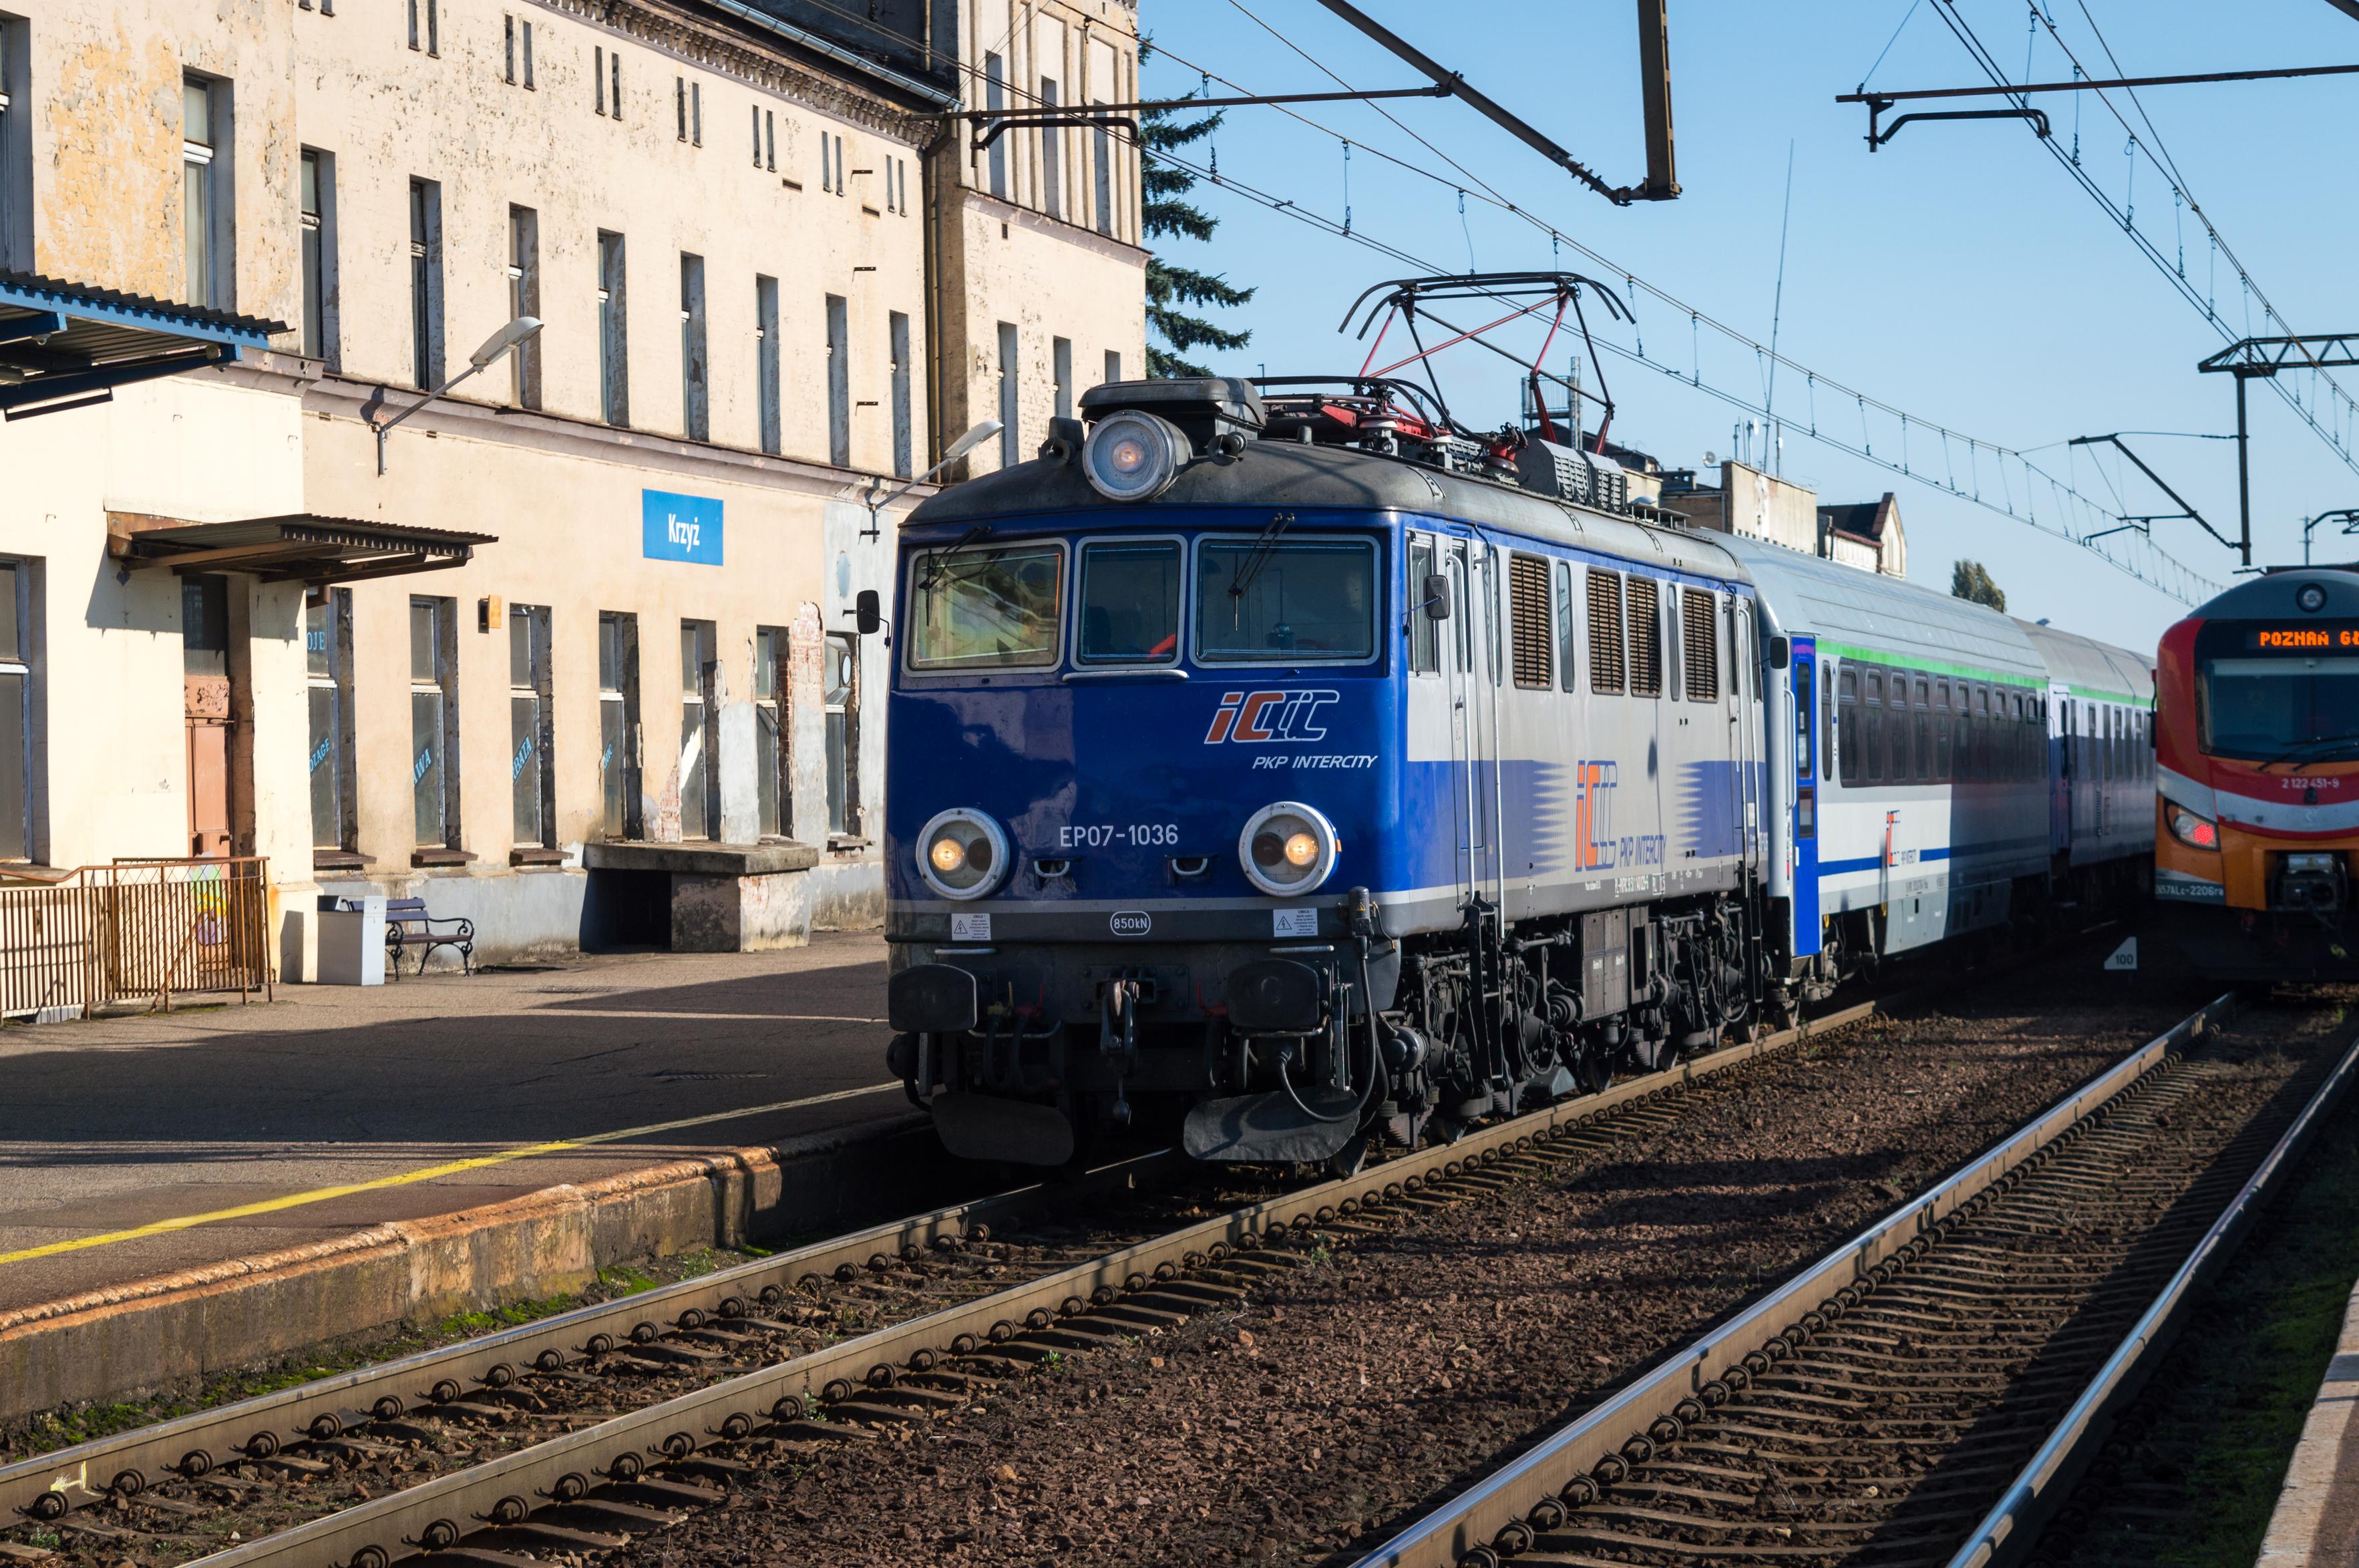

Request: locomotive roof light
left=2298, top=582, right=2330, bottom=613
left=917, top=808, right=1012, bottom=901
left=1239, top=801, right=1340, bottom=898
left=1083, top=409, right=1186, bottom=503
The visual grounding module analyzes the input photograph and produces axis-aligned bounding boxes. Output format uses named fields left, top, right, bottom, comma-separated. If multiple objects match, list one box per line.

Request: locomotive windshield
left=907, top=544, right=1065, bottom=670
left=1194, top=536, right=1377, bottom=662
left=1076, top=539, right=1181, bottom=664
left=2196, top=618, right=2359, bottom=761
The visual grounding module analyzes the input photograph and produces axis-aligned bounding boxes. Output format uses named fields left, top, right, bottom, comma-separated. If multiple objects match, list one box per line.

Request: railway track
left=0, top=984, right=1905, bottom=1568
left=1352, top=992, right=2359, bottom=1568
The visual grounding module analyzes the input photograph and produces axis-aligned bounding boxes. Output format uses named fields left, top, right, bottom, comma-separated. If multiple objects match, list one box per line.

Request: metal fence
left=0, top=857, right=274, bottom=1017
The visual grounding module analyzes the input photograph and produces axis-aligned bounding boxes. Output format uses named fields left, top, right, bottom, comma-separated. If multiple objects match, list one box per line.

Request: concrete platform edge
left=2257, top=1275, right=2359, bottom=1565
left=0, top=1111, right=947, bottom=1421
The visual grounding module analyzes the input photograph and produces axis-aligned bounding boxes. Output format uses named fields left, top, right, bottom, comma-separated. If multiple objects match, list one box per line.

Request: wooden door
left=186, top=674, right=234, bottom=857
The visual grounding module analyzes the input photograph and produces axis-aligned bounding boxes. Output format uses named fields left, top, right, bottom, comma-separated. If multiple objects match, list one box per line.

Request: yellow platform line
left=0, top=1081, right=902, bottom=1268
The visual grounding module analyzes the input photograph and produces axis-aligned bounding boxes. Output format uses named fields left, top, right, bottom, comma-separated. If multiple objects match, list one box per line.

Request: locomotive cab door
left=1441, top=538, right=1499, bottom=912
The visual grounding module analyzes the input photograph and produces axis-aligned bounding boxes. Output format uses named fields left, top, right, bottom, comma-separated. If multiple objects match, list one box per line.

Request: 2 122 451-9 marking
left=1057, top=823, right=1178, bottom=849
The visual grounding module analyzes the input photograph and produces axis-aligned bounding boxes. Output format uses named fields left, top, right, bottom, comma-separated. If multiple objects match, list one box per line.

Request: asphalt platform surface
left=0, top=934, right=904, bottom=1315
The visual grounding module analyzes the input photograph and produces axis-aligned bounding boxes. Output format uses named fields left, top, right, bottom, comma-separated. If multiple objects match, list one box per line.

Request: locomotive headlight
left=1082, top=409, right=1184, bottom=503
left=2169, top=806, right=2219, bottom=851
left=1239, top=801, right=1339, bottom=897
left=916, top=808, right=1011, bottom=900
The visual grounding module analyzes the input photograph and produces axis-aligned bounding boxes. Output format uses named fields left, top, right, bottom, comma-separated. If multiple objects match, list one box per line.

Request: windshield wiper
left=919, top=524, right=996, bottom=592
left=1226, top=511, right=1296, bottom=617
left=2259, top=729, right=2359, bottom=769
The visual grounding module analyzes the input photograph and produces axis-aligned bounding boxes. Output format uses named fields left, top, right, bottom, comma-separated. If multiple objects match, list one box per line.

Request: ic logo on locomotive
left=1204, top=689, right=1339, bottom=745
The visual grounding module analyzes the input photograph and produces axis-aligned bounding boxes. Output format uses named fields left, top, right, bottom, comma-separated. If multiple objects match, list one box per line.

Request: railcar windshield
left=1194, top=536, right=1377, bottom=662
left=2197, top=618, right=2359, bottom=761
left=906, top=543, right=1065, bottom=670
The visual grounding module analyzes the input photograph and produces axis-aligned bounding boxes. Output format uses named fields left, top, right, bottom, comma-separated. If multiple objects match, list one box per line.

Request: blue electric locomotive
left=879, top=376, right=2152, bottom=1167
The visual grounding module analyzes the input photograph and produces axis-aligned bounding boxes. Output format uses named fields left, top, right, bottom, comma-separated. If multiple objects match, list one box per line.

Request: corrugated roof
left=0, top=270, right=285, bottom=343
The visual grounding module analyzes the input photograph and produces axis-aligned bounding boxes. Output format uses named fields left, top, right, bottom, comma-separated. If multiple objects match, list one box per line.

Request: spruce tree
left=1951, top=559, right=2007, bottom=612
left=1139, top=44, right=1254, bottom=377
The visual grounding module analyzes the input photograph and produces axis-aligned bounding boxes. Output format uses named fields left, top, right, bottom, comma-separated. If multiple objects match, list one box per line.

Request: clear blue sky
left=1139, top=1, right=2359, bottom=655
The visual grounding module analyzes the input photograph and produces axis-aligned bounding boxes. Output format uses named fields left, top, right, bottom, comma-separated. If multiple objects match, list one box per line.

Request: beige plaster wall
left=29, top=0, right=300, bottom=325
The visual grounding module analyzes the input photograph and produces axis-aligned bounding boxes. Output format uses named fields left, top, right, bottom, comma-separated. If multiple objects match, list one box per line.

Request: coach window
left=1863, top=668, right=1885, bottom=784
left=1555, top=560, right=1579, bottom=691
left=908, top=543, right=1064, bottom=670
left=1907, top=675, right=1924, bottom=782
left=1196, top=536, right=1377, bottom=664
left=1626, top=578, right=1662, bottom=697
left=1588, top=570, right=1625, bottom=693
left=1076, top=539, right=1181, bottom=666
left=1836, top=665, right=1858, bottom=785
left=1407, top=538, right=1439, bottom=674
left=1932, top=680, right=1952, bottom=781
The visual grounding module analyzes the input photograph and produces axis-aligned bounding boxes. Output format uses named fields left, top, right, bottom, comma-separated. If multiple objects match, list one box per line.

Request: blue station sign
left=642, top=489, right=724, bottom=566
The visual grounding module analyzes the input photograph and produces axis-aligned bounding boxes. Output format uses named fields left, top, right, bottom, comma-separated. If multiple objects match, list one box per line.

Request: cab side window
left=1407, top=538, right=1438, bottom=675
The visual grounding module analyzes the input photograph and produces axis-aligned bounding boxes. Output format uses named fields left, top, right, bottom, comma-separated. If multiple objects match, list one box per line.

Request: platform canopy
left=110, top=515, right=498, bottom=586
left=0, top=270, right=284, bottom=418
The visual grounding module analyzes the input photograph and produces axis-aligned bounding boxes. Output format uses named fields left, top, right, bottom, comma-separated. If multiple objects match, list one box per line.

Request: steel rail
left=1948, top=1016, right=2359, bottom=1566
left=171, top=994, right=1894, bottom=1567
left=1347, top=990, right=2244, bottom=1568
left=0, top=1149, right=1177, bottom=1523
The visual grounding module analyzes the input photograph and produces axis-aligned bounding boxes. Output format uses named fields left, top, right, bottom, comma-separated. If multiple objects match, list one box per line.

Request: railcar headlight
left=1082, top=409, right=1184, bottom=503
left=1239, top=801, right=1339, bottom=897
left=916, top=808, right=1011, bottom=900
left=2169, top=806, right=2219, bottom=851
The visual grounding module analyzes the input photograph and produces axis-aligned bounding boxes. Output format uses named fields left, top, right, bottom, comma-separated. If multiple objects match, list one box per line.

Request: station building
left=0, top=0, right=1145, bottom=980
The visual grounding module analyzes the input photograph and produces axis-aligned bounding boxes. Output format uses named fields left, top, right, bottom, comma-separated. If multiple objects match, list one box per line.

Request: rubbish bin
left=317, top=895, right=386, bottom=986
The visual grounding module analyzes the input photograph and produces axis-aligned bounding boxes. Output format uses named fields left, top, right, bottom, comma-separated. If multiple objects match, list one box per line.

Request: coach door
left=1443, top=539, right=1498, bottom=910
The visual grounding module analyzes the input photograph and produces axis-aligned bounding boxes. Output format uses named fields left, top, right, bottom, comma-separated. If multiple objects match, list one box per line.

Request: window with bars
left=1682, top=586, right=1718, bottom=701
left=1586, top=569, right=1624, bottom=693
left=1507, top=554, right=1552, bottom=690
left=755, top=626, right=789, bottom=838
left=1626, top=576, right=1662, bottom=697
left=510, top=604, right=553, bottom=848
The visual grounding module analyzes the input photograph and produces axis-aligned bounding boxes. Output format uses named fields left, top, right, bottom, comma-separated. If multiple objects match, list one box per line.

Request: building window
left=1052, top=336, right=1073, bottom=421
left=502, top=16, right=535, bottom=86
left=1105, top=349, right=1121, bottom=386
left=409, top=596, right=458, bottom=849
left=675, top=76, right=692, bottom=142
left=996, top=321, right=1019, bottom=467
left=510, top=604, right=553, bottom=848
left=1091, top=104, right=1113, bottom=237
left=0, top=15, right=32, bottom=274
left=820, top=133, right=845, bottom=196
left=984, top=52, right=1007, bottom=198
left=755, top=274, right=781, bottom=455
left=755, top=626, right=789, bottom=839
left=0, top=560, right=36, bottom=862
left=826, top=292, right=850, bottom=467
left=504, top=14, right=516, bottom=81
left=679, top=620, right=716, bottom=839
left=884, top=155, right=904, bottom=214
left=765, top=110, right=775, bottom=171
left=182, top=77, right=224, bottom=310
left=824, top=632, right=856, bottom=837
left=597, top=611, right=639, bottom=839
left=299, top=148, right=339, bottom=367
left=306, top=589, right=354, bottom=852
left=889, top=310, right=912, bottom=480
left=507, top=204, right=539, bottom=407
left=407, top=0, right=437, bottom=54
left=751, top=104, right=761, bottom=166
left=1039, top=77, right=1063, bottom=220
left=522, top=19, right=534, bottom=86
left=407, top=178, right=443, bottom=390
left=594, top=47, right=619, bottom=118
left=597, top=229, right=628, bottom=425
left=594, top=46, right=604, bottom=114
left=679, top=252, right=707, bottom=441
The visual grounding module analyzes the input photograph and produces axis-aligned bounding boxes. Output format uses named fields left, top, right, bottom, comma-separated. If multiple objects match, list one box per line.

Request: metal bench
left=384, top=897, right=474, bottom=978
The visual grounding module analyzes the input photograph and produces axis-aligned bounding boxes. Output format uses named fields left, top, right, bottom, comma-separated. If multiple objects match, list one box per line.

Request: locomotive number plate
left=1057, top=823, right=1180, bottom=849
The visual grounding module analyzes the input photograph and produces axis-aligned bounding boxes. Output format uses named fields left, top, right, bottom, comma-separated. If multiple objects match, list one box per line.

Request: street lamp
left=855, top=419, right=1005, bottom=539
left=2304, top=508, right=2359, bottom=566
left=372, top=316, right=544, bottom=474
